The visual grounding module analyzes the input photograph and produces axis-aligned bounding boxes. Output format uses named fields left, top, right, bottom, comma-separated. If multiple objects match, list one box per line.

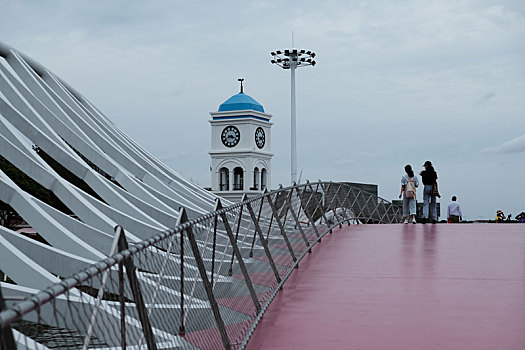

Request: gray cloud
left=333, top=159, right=357, bottom=166
left=159, top=151, right=191, bottom=162
left=2, top=0, right=525, bottom=220
left=483, top=134, right=525, bottom=154
left=475, top=92, right=495, bottom=106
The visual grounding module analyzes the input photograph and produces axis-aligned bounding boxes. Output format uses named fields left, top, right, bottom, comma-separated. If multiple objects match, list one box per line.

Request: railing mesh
left=0, top=182, right=401, bottom=349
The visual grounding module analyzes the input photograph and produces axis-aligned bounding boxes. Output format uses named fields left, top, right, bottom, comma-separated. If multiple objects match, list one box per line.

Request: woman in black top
left=420, top=161, right=438, bottom=223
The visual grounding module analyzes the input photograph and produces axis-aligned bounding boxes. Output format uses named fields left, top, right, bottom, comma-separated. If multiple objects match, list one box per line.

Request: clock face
left=221, top=126, right=240, bottom=147
left=255, top=127, right=265, bottom=149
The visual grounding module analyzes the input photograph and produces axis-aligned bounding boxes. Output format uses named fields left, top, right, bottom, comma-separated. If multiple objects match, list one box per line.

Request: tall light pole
left=271, top=49, right=316, bottom=185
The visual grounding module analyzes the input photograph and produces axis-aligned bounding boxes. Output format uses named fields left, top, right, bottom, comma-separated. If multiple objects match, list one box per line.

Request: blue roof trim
left=218, top=93, right=265, bottom=112
left=212, top=115, right=270, bottom=122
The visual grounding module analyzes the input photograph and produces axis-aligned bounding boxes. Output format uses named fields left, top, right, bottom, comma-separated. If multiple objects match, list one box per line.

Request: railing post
left=300, top=181, right=323, bottom=232
left=83, top=226, right=123, bottom=350
left=178, top=207, right=232, bottom=349
left=265, top=210, right=274, bottom=242
left=358, top=192, right=375, bottom=223
left=347, top=187, right=363, bottom=224
left=118, top=259, right=126, bottom=349
left=116, top=226, right=158, bottom=350
left=308, top=180, right=332, bottom=233
left=177, top=212, right=186, bottom=336
left=333, top=183, right=347, bottom=227
left=244, top=198, right=282, bottom=284
left=376, top=201, right=389, bottom=223
left=294, top=184, right=320, bottom=238
left=388, top=202, right=402, bottom=223
left=215, top=199, right=261, bottom=313
left=276, top=185, right=291, bottom=230
left=337, top=184, right=354, bottom=225
left=283, top=185, right=311, bottom=251
left=228, top=204, right=244, bottom=276
left=323, top=182, right=344, bottom=228
left=264, top=189, right=297, bottom=262
left=248, top=194, right=264, bottom=258
left=211, top=212, right=218, bottom=286
left=323, top=182, right=336, bottom=225
left=367, top=196, right=383, bottom=223
left=0, top=284, right=16, bottom=350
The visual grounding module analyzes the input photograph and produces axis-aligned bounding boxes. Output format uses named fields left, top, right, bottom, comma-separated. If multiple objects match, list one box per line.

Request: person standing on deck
left=420, top=161, right=438, bottom=224
left=496, top=210, right=506, bottom=223
left=447, top=196, right=462, bottom=223
left=399, top=165, right=419, bottom=224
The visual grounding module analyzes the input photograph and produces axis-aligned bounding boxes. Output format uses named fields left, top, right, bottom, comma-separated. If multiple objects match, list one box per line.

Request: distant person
left=399, top=164, right=419, bottom=224
left=516, top=212, right=525, bottom=223
left=420, top=161, right=438, bottom=224
left=447, top=196, right=462, bottom=223
left=495, top=210, right=506, bottom=223
left=506, top=214, right=513, bottom=222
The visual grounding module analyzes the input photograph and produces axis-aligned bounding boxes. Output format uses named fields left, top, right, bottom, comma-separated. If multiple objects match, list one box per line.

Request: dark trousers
left=449, top=215, right=459, bottom=223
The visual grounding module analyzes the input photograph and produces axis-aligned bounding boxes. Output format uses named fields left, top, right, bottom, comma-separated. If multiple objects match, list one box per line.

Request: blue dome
left=218, top=93, right=264, bottom=112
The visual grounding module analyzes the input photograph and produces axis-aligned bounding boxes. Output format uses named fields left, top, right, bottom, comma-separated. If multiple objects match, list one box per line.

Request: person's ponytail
left=404, top=165, right=414, bottom=178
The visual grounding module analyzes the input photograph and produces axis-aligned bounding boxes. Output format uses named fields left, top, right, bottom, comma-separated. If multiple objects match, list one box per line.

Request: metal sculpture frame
left=0, top=41, right=401, bottom=349
left=1, top=182, right=401, bottom=349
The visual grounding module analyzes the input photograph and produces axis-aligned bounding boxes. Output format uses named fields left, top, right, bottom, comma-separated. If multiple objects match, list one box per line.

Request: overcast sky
left=2, top=0, right=524, bottom=220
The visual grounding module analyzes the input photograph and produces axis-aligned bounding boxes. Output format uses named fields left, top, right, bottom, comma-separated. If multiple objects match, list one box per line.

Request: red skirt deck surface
left=246, top=224, right=525, bottom=350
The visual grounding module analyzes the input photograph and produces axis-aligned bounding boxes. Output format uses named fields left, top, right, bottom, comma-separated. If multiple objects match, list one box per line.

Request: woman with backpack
left=399, top=164, right=419, bottom=224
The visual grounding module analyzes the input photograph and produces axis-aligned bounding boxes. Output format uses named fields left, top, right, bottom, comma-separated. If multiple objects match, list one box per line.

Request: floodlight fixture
left=270, top=48, right=316, bottom=184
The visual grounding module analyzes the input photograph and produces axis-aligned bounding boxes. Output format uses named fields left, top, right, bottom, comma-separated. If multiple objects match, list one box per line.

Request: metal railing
left=0, top=181, right=401, bottom=349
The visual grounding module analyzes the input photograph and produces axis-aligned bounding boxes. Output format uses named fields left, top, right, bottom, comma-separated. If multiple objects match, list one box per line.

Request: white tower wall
left=209, top=102, right=273, bottom=202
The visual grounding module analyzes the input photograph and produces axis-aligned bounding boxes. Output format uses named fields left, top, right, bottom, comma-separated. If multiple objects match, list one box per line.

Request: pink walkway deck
left=246, top=224, right=525, bottom=350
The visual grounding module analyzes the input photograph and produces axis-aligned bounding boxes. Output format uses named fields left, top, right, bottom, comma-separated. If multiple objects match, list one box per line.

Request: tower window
left=219, top=167, right=229, bottom=191
left=233, top=167, right=244, bottom=191
left=261, top=168, right=267, bottom=190
left=253, top=167, right=260, bottom=190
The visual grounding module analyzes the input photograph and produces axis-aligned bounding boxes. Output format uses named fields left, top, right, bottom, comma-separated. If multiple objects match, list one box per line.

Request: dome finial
left=238, top=78, right=244, bottom=94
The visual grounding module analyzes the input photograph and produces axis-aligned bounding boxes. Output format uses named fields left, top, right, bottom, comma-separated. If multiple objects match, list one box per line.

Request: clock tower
left=209, top=80, right=273, bottom=202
